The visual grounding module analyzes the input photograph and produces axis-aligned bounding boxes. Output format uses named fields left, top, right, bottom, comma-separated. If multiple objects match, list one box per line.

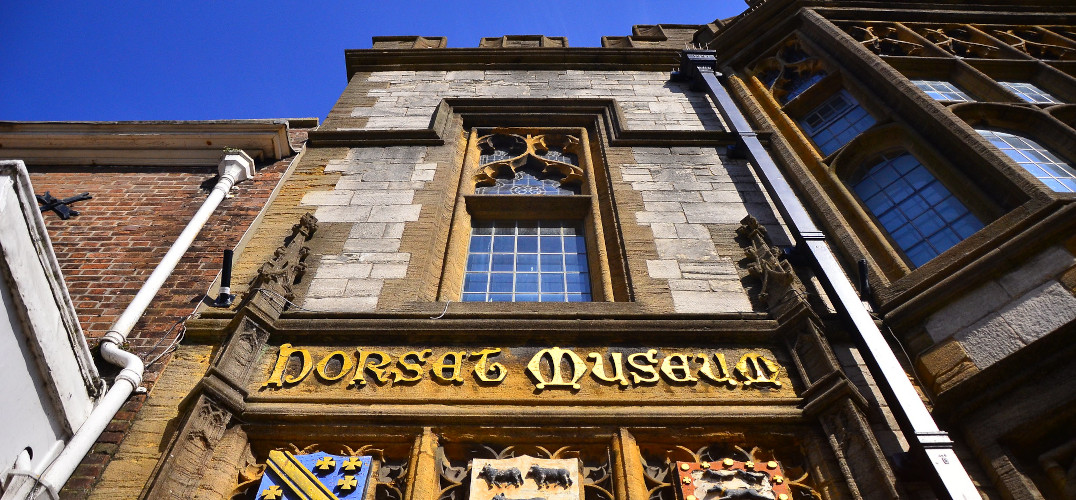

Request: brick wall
left=27, top=153, right=294, bottom=498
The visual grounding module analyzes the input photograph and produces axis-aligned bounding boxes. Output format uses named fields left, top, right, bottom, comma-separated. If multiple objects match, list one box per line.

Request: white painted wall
left=0, top=162, right=101, bottom=492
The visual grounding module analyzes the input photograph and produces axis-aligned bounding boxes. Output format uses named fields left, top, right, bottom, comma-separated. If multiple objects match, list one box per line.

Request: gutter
left=12, top=151, right=256, bottom=499
left=677, top=51, right=980, bottom=499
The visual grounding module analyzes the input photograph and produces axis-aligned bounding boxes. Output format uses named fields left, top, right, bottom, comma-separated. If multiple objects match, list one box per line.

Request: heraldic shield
left=673, top=459, right=793, bottom=500
left=255, top=450, right=373, bottom=500
left=470, top=455, right=583, bottom=500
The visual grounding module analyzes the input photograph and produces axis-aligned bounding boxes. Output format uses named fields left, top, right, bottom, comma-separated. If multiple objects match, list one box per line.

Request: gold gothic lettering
left=263, top=344, right=313, bottom=388
left=527, top=347, right=588, bottom=391
left=261, top=346, right=784, bottom=392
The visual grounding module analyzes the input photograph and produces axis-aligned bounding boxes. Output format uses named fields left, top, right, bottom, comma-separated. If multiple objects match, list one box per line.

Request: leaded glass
left=781, top=69, right=825, bottom=103
left=475, top=168, right=578, bottom=195
left=912, top=80, right=974, bottom=102
left=977, top=129, right=1076, bottom=192
left=853, top=153, right=984, bottom=267
left=462, top=220, right=591, bottom=302
left=998, top=81, right=1062, bottom=104
left=800, top=91, right=877, bottom=155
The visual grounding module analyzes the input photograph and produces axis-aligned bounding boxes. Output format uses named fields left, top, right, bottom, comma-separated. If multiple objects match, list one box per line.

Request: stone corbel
left=248, top=212, right=318, bottom=311
left=738, top=215, right=809, bottom=317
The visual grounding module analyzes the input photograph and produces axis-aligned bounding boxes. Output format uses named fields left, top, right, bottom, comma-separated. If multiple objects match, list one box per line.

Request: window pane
left=852, top=153, right=984, bottom=267
left=976, top=129, right=1076, bottom=193
left=461, top=220, right=591, bottom=302
left=911, top=80, right=974, bottom=102
left=800, top=90, right=876, bottom=155
left=998, top=81, right=1062, bottom=104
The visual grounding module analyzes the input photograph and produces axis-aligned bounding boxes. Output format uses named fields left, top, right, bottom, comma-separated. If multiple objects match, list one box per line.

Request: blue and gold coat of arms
left=255, top=450, right=373, bottom=500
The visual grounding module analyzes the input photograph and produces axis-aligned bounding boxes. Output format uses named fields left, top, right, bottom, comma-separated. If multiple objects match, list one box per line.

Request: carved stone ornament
left=253, top=449, right=373, bottom=500
left=845, top=24, right=925, bottom=57
left=470, top=456, right=582, bottom=500
left=474, top=133, right=585, bottom=192
left=674, top=460, right=793, bottom=500
left=251, top=212, right=317, bottom=303
left=737, top=216, right=806, bottom=314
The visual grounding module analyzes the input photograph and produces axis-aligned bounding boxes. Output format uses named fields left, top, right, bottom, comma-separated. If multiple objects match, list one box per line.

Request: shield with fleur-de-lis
left=254, top=450, right=372, bottom=500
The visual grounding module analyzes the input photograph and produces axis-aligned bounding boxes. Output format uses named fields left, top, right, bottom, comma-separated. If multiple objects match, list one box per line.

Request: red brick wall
left=27, top=155, right=292, bottom=498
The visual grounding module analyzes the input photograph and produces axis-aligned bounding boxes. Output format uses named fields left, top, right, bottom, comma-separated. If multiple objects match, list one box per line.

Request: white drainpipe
left=15, top=151, right=255, bottom=499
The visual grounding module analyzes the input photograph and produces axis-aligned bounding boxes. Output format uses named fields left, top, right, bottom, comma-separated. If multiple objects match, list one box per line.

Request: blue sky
left=0, top=1, right=744, bottom=122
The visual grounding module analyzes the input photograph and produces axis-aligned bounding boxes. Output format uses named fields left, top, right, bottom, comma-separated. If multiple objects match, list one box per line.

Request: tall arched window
left=851, top=152, right=984, bottom=267
left=975, top=129, right=1076, bottom=193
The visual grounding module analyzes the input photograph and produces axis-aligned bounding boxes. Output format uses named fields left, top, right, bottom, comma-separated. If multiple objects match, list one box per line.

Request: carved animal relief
left=470, top=456, right=582, bottom=500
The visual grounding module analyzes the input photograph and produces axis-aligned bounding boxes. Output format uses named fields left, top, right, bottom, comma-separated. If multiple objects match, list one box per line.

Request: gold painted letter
left=588, top=352, right=629, bottom=387
left=263, top=344, right=312, bottom=388
left=697, top=353, right=738, bottom=387
left=315, top=350, right=355, bottom=383
left=350, top=350, right=394, bottom=387
left=394, top=349, right=432, bottom=384
left=627, top=349, right=660, bottom=385
left=527, top=347, right=587, bottom=391
left=736, top=353, right=782, bottom=387
left=660, top=353, right=698, bottom=384
left=471, top=349, right=507, bottom=383
left=431, top=351, right=468, bottom=384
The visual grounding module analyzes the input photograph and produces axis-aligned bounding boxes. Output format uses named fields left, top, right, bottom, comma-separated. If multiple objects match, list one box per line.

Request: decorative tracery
left=990, top=26, right=1076, bottom=60
left=750, top=38, right=828, bottom=104
left=474, top=132, right=585, bottom=195
left=917, top=25, right=1001, bottom=58
left=845, top=23, right=926, bottom=56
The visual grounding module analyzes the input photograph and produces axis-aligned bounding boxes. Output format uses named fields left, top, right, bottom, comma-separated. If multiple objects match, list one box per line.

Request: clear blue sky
left=0, top=1, right=744, bottom=122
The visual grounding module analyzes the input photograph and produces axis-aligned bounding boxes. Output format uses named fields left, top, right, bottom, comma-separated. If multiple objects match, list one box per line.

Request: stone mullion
left=404, top=427, right=440, bottom=500
left=611, top=428, right=648, bottom=500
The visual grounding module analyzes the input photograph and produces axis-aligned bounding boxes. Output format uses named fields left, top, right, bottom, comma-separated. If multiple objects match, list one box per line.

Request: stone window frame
left=747, top=33, right=890, bottom=161
left=950, top=102, right=1076, bottom=197
left=828, top=123, right=999, bottom=275
left=438, top=127, right=618, bottom=302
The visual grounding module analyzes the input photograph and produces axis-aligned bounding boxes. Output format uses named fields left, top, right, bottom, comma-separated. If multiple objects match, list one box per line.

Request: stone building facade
left=7, top=1, right=1075, bottom=499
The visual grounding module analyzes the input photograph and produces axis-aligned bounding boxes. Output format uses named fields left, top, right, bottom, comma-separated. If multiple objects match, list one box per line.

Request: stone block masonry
left=301, top=147, right=433, bottom=312
left=625, top=146, right=766, bottom=313
left=348, top=70, right=725, bottom=132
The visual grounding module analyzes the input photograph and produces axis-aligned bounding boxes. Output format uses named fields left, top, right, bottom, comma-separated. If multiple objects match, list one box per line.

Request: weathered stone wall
left=923, top=244, right=1076, bottom=369
left=294, top=69, right=778, bottom=313
left=341, top=70, right=724, bottom=131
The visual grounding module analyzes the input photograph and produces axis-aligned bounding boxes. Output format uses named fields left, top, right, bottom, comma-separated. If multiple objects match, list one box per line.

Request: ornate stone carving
left=251, top=212, right=317, bottom=305
left=845, top=24, right=925, bottom=56
left=737, top=216, right=807, bottom=315
left=917, top=25, right=1001, bottom=58
left=990, top=27, right=1076, bottom=60
left=438, top=442, right=612, bottom=500
left=147, top=396, right=234, bottom=498
left=639, top=441, right=819, bottom=500
left=474, top=133, right=585, bottom=193
left=748, top=37, right=827, bottom=103
left=1040, top=438, right=1076, bottom=498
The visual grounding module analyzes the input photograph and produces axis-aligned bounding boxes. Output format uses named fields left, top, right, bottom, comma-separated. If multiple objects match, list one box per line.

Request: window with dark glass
left=976, top=129, right=1076, bottom=193
left=998, top=81, right=1062, bottom=104
left=912, top=80, right=974, bottom=102
left=852, top=152, right=984, bottom=267
left=799, top=90, right=877, bottom=156
left=461, top=132, right=593, bottom=302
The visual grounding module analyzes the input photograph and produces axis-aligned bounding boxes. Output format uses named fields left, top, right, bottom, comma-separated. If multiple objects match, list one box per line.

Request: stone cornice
left=0, top=120, right=296, bottom=167
left=344, top=47, right=682, bottom=79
